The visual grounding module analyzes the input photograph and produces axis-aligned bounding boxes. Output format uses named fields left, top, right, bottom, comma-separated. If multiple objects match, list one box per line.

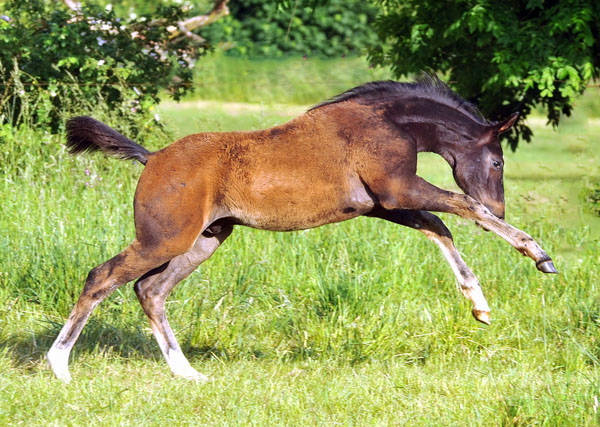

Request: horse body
left=48, top=77, right=557, bottom=382
left=139, top=103, right=385, bottom=235
left=214, top=124, right=374, bottom=231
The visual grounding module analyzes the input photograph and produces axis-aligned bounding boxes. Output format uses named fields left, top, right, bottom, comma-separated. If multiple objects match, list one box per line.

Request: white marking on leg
left=165, top=348, right=208, bottom=382
left=432, top=238, right=490, bottom=313
left=148, top=320, right=208, bottom=381
left=472, top=205, right=549, bottom=263
left=459, top=274, right=490, bottom=313
left=47, top=344, right=72, bottom=383
left=46, top=304, right=99, bottom=383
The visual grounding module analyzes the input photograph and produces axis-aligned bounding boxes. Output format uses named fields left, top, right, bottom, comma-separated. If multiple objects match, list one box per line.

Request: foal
left=48, top=77, right=556, bottom=382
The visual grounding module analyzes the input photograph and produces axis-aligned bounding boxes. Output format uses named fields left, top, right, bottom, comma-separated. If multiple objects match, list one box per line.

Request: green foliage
left=369, top=0, right=600, bottom=149
left=0, top=0, right=203, bottom=133
left=97, top=0, right=214, bottom=17
left=583, top=182, right=600, bottom=216
left=200, top=0, right=379, bottom=57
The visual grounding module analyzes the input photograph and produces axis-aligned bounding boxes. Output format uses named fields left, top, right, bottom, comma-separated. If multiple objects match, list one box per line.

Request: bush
left=200, top=0, right=379, bottom=57
left=583, top=182, right=600, bottom=216
left=0, top=0, right=204, bottom=134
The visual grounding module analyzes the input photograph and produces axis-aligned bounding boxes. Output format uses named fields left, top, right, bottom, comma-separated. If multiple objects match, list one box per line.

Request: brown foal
left=48, top=76, right=557, bottom=382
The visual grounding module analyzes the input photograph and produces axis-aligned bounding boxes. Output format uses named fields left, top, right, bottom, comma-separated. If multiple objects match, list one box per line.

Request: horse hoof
left=184, top=372, right=209, bottom=382
left=172, top=367, right=209, bottom=382
left=536, top=259, right=558, bottom=274
left=472, top=309, right=491, bottom=325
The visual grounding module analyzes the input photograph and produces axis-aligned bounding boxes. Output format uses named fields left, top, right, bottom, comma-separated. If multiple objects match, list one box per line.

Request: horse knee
left=410, top=210, right=453, bottom=240
left=133, top=270, right=172, bottom=320
left=80, top=259, right=122, bottom=300
left=426, top=215, right=453, bottom=240
left=134, top=279, right=168, bottom=321
left=133, top=280, right=146, bottom=300
left=134, top=275, right=160, bottom=303
left=84, top=245, right=170, bottom=302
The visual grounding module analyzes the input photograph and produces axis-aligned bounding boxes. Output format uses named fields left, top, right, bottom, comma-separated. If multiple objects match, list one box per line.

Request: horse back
left=135, top=102, right=415, bottom=233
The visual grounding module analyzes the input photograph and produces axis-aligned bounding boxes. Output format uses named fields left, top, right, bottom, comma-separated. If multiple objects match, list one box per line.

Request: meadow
left=0, top=57, right=599, bottom=425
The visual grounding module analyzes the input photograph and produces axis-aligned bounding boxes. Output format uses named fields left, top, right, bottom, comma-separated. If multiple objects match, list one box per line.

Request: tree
left=0, top=0, right=229, bottom=132
left=201, top=0, right=379, bottom=57
left=368, top=0, right=600, bottom=149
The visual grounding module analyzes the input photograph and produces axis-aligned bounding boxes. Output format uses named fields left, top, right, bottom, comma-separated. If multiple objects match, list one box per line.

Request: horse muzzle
left=483, top=201, right=505, bottom=221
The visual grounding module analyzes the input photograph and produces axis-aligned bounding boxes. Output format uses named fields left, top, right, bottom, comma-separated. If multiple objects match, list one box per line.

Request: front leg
left=369, top=208, right=491, bottom=324
left=371, top=176, right=557, bottom=273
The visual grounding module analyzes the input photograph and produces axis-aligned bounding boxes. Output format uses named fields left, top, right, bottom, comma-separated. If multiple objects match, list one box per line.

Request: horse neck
left=389, top=116, right=483, bottom=168
left=393, top=119, right=457, bottom=158
left=381, top=97, right=486, bottom=161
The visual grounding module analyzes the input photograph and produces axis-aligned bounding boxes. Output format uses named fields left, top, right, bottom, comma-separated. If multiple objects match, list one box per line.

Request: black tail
left=65, top=116, right=152, bottom=165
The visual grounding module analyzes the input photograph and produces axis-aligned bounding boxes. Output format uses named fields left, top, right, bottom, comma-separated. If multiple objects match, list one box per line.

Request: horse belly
left=226, top=172, right=374, bottom=231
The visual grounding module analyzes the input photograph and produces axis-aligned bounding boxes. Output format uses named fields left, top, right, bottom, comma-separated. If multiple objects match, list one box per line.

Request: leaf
left=56, top=57, right=79, bottom=68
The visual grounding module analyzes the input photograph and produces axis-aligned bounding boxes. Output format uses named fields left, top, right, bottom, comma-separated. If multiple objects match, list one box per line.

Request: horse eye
left=492, top=160, right=503, bottom=170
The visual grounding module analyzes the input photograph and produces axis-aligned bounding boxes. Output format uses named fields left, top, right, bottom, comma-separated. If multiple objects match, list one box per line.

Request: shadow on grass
left=0, top=317, right=226, bottom=370
left=0, top=318, right=152, bottom=369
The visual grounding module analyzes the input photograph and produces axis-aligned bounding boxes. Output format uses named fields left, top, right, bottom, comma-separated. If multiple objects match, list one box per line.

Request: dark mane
left=309, top=74, right=490, bottom=125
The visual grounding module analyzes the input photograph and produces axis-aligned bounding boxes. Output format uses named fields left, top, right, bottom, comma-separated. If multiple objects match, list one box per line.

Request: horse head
left=449, top=112, right=519, bottom=220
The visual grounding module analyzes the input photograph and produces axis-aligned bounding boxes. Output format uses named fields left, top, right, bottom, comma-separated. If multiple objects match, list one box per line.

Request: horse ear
left=495, top=112, right=519, bottom=134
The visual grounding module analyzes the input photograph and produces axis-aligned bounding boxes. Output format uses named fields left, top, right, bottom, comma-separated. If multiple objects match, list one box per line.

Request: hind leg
left=134, top=227, right=233, bottom=381
left=47, top=240, right=175, bottom=382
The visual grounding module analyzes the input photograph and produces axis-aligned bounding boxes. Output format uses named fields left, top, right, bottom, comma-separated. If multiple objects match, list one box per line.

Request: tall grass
left=0, top=59, right=599, bottom=425
left=187, top=52, right=394, bottom=105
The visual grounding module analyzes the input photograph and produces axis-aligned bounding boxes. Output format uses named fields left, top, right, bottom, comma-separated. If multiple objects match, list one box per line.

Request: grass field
left=186, top=54, right=395, bottom=105
left=1, top=59, right=599, bottom=425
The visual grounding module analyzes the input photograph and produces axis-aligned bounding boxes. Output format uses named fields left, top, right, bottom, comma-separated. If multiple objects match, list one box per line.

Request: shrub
left=583, top=182, right=600, bottom=216
left=0, top=0, right=204, bottom=134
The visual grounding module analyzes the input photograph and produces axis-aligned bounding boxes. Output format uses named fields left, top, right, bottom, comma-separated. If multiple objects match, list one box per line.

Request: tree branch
left=59, top=0, right=229, bottom=43
left=60, top=0, right=81, bottom=14
left=168, top=0, right=229, bottom=41
left=181, top=0, right=230, bottom=31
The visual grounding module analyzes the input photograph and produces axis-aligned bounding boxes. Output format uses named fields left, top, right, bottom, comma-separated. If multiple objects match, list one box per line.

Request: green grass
left=186, top=52, right=394, bottom=105
left=1, top=75, right=600, bottom=424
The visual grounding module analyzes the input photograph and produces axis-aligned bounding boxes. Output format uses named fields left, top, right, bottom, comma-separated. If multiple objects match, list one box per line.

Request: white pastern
left=166, top=349, right=208, bottom=382
left=435, top=239, right=490, bottom=313
left=47, top=347, right=72, bottom=383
